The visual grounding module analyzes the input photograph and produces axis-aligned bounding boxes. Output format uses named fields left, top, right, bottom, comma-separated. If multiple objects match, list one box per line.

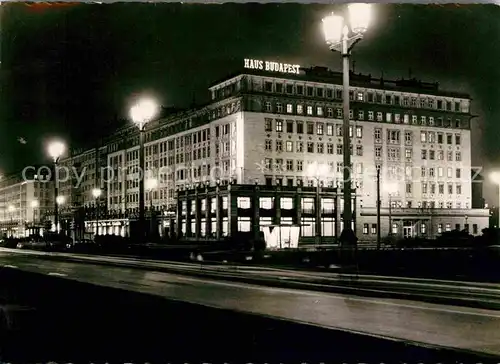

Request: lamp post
left=56, top=195, right=65, bottom=233
left=8, top=204, right=14, bottom=237
left=31, top=200, right=39, bottom=225
left=384, top=181, right=398, bottom=239
left=490, top=172, right=500, bottom=229
left=146, top=177, right=158, bottom=239
left=322, top=3, right=372, bottom=249
left=92, top=188, right=102, bottom=236
left=307, top=162, right=329, bottom=245
left=47, top=140, right=65, bottom=234
left=130, top=98, right=158, bottom=243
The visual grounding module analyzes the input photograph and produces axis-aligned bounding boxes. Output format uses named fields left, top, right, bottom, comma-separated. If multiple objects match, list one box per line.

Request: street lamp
left=307, top=162, right=329, bottom=245
left=322, top=3, right=372, bottom=249
left=384, top=181, right=398, bottom=237
left=146, top=177, right=158, bottom=239
left=490, top=172, right=500, bottom=228
left=92, top=188, right=102, bottom=236
left=130, top=98, right=158, bottom=242
left=47, top=140, right=65, bottom=234
left=31, top=200, right=39, bottom=225
left=8, top=205, right=14, bottom=237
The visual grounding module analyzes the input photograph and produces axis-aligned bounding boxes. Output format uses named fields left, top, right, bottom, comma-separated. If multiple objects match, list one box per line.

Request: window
left=405, top=148, right=412, bottom=159
left=286, top=159, right=294, bottom=171
left=356, top=145, right=363, bottom=156
left=327, top=143, right=334, bottom=154
left=456, top=152, right=462, bottom=161
left=357, top=92, right=364, bottom=101
left=377, top=112, right=383, bottom=121
left=265, top=139, right=272, bottom=151
left=438, top=150, right=444, bottom=160
left=371, top=224, right=377, bottom=235
left=260, top=197, right=273, bottom=209
left=337, top=144, right=343, bottom=155
left=286, top=120, right=294, bottom=133
left=286, top=84, right=293, bottom=94
left=406, top=183, right=412, bottom=194
left=327, top=108, right=334, bottom=118
left=439, top=183, right=444, bottom=194
left=429, top=150, right=435, bottom=160
left=374, top=128, right=382, bottom=140
left=317, top=107, right=323, bottom=116
left=395, top=114, right=401, bottom=123
left=385, top=95, right=392, bottom=104
left=276, top=140, right=283, bottom=152
left=317, top=88, right=323, bottom=97
left=265, top=118, right=272, bottom=132
left=317, top=123, right=324, bottom=135
left=327, top=124, right=334, bottom=136
left=437, top=133, right=443, bottom=144
left=430, top=183, right=436, bottom=194
left=412, top=115, right=418, bottom=124
left=296, top=141, right=303, bottom=152
left=297, top=121, right=303, bottom=134
left=237, top=197, right=251, bottom=209
left=337, top=125, right=343, bottom=136
left=297, top=85, right=304, bottom=95
left=405, top=131, right=412, bottom=143
left=349, top=110, right=354, bottom=119
left=281, top=197, right=293, bottom=210
left=403, top=97, right=409, bottom=106
left=317, top=143, right=324, bottom=153
left=421, top=150, right=427, bottom=160
left=286, top=141, right=293, bottom=152
left=428, top=132, right=435, bottom=143
left=387, top=130, right=400, bottom=143
left=363, top=224, right=369, bottom=235
left=337, top=109, right=343, bottom=118
left=358, top=110, right=364, bottom=120
left=404, top=114, right=410, bottom=124
left=422, top=183, right=428, bottom=194
left=307, top=106, right=313, bottom=115
left=437, top=224, right=443, bottom=234
left=307, top=87, right=314, bottom=96
left=447, top=134, right=453, bottom=144
left=368, top=111, right=374, bottom=121
left=445, top=223, right=451, bottom=232
left=276, top=103, right=283, bottom=113
left=429, top=116, right=435, bottom=125
left=275, top=119, right=283, bottom=132
left=307, top=142, right=314, bottom=153
left=420, top=131, right=427, bottom=143
left=307, top=122, right=314, bottom=134
left=456, top=168, right=461, bottom=178
left=455, top=134, right=461, bottom=145
left=297, top=105, right=303, bottom=114
left=297, top=160, right=303, bottom=171
left=420, top=99, right=426, bottom=108
left=473, top=224, right=478, bottom=234
left=456, top=184, right=462, bottom=195
left=375, top=146, right=382, bottom=157
left=356, top=126, right=363, bottom=138
left=447, top=167, right=452, bottom=178
left=438, top=167, right=443, bottom=177
left=421, top=167, right=426, bottom=177
left=421, top=223, right=427, bottom=234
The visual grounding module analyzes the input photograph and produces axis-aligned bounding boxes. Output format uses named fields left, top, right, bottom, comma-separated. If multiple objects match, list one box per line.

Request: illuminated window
left=368, top=111, right=374, bottom=120
left=357, top=92, right=364, bottom=101
left=286, top=141, right=293, bottom=152
left=281, top=197, right=293, bottom=210
left=237, top=217, right=251, bottom=232
left=276, top=120, right=283, bottom=132
left=317, top=107, right=323, bottom=116
left=260, top=197, right=273, bottom=209
left=317, top=123, right=324, bottom=135
left=356, top=126, right=363, bottom=138
left=307, top=106, right=313, bottom=115
left=237, top=197, right=251, bottom=209
left=297, top=105, right=303, bottom=114
left=286, top=104, right=293, bottom=113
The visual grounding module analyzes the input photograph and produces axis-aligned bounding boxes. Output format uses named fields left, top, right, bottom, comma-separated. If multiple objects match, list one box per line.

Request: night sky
left=1, top=3, right=499, bottom=201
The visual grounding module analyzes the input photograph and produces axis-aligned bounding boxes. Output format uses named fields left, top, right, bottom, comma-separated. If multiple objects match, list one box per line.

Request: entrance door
left=403, top=226, right=413, bottom=239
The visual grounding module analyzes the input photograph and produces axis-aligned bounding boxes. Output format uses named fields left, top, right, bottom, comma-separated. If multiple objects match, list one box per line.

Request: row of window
left=381, top=129, right=461, bottom=145
left=264, top=103, right=466, bottom=129
left=265, top=140, right=363, bottom=156
left=363, top=222, right=479, bottom=235
left=262, top=81, right=467, bottom=113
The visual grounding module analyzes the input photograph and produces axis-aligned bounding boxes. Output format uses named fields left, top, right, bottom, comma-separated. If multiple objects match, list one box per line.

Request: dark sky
left=1, top=3, right=500, bottom=201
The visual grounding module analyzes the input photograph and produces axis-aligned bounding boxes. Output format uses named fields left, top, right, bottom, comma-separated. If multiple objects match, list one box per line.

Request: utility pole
left=376, top=167, right=381, bottom=250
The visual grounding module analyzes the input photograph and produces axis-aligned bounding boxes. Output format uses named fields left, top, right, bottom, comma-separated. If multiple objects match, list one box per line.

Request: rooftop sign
left=244, top=58, right=301, bottom=75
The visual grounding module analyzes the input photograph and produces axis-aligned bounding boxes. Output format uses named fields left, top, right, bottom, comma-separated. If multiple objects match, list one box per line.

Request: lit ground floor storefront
left=359, top=207, right=490, bottom=241
left=175, top=183, right=490, bottom=247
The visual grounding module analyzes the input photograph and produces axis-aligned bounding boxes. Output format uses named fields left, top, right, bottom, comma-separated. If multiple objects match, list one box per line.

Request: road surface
left=0, top=251, right=499, bottom=358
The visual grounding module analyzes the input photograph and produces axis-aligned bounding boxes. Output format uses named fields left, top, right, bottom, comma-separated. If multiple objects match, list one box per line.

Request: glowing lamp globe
left=348, top=3, right=372, bottom=34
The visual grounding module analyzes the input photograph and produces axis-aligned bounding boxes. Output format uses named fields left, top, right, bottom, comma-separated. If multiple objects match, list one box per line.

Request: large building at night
left=13, top=62, right=490, bottom=242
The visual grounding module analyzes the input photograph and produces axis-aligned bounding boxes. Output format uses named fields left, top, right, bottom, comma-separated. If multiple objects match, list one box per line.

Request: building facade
left=5, top=64, right=488, bottom=242
left=0, top=171, right=53, bottom=238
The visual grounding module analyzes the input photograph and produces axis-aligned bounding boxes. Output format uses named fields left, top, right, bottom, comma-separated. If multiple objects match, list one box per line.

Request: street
left=0, top=251, right=499, bottom=359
